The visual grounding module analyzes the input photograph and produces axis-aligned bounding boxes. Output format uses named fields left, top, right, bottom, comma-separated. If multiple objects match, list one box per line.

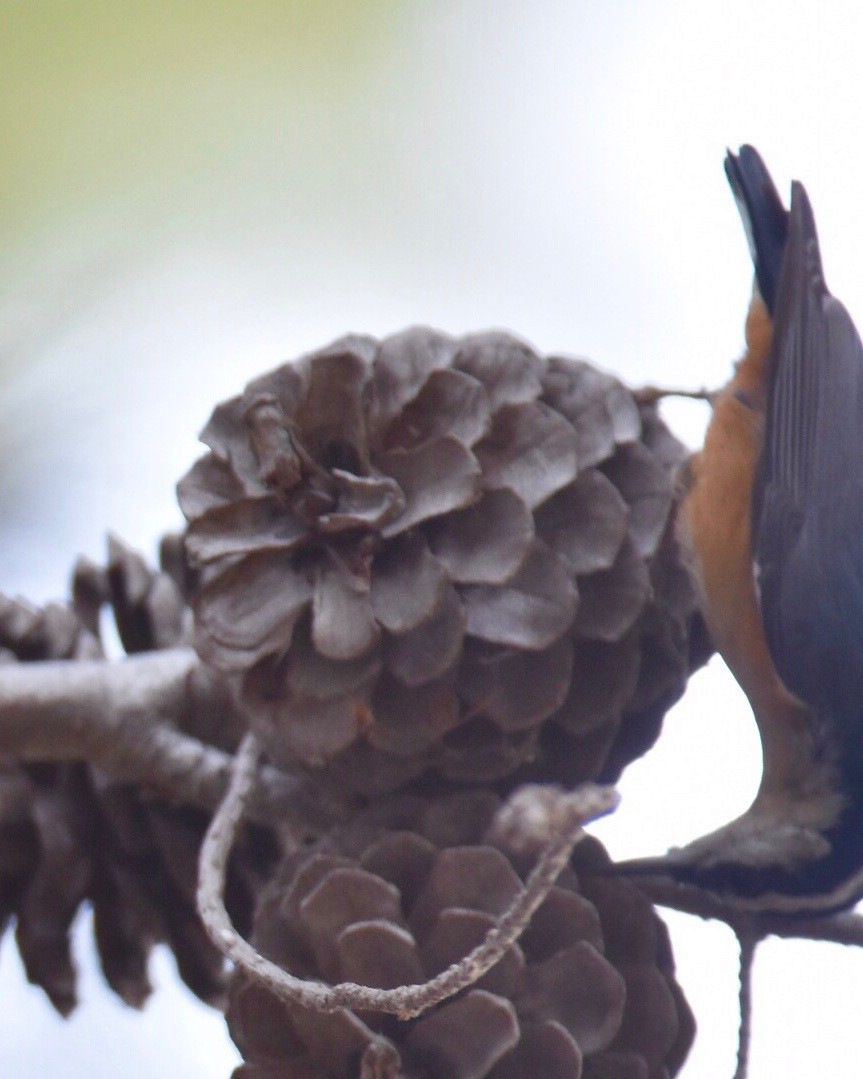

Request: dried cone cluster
left=0, top=538, right=274, bottom=1013
left=0, top=327, right=708, bottom=1075
left=179, top=329, right=707, bottom=796
left=227, top=792, right=694, bottom=1078
left=176, top=329, right=708, bottom=1077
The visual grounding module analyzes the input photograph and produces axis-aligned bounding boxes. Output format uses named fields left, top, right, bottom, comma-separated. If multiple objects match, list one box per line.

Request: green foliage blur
left=0, top=1, right=398, bottom=384
left=1, top=2, right=395, bottom=236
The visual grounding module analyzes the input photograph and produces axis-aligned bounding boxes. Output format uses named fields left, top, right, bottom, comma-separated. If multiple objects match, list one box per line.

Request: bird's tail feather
left=724, top=145, right=789, bottom=313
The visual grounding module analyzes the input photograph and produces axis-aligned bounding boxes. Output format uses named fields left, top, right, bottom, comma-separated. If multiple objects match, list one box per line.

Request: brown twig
left=624, top=876, right=863, bottom=1079
left=196, top=744, right=620, bottom=1020
left=627, top=876, right=863, bottom=949
left=0, top=648, right=346, bottom=831
left=634, top=384, right=716, bottom=406
left=733, top=929, right=760, bottom=1079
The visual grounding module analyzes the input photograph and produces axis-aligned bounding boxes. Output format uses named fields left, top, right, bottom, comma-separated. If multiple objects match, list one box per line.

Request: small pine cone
left=0, top=595, right=102, bottom=1014
left=73, top=535, right=243, bottom=750
left=179, top=330, right=709, bottom=796
left=0, top=540, right=276, bottom=1014
left=227, top=792, right=693, bottom=1078
left=72, top=538, right=278, bottom=1005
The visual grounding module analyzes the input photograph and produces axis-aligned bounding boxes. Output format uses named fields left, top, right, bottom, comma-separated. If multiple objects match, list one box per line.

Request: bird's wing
left=724, top=145, right=789, bottom=312
left=753, top=181, right=863, bottom=739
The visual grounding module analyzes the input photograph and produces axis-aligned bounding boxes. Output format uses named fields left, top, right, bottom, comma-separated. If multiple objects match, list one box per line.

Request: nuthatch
left=620, top=147, right=863, bottom=915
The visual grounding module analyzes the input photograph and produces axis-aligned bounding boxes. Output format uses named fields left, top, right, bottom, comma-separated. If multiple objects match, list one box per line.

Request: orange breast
left=683, top=386, right=771, bottom=707
left=682, top=296, right=814, bottom=797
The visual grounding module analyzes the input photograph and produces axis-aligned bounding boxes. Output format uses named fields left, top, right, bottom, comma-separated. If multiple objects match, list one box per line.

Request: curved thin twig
left=196, top=738, right=620, bottom=1020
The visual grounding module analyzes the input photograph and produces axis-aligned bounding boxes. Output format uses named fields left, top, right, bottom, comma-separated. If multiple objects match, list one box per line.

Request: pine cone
left=0, top=596, right=100, bottom=1014
left=178, top=330, right=709, bottom=796
left=0, top=539, right=276, bottom=1014
left=227, top=792, right=693, bottom=1078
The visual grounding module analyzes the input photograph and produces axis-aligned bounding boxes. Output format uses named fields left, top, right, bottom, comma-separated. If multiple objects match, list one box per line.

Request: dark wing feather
left=724, top=145, right=789, bottom=313
left=754, top=182, right=863, bottom=746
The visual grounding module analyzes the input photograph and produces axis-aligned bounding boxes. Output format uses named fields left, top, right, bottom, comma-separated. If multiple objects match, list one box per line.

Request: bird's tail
left=724, top=145, right=789, bottom=314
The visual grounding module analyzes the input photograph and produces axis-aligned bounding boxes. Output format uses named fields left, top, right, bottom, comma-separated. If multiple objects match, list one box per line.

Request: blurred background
left=3, top=2, right=863, bottom=1075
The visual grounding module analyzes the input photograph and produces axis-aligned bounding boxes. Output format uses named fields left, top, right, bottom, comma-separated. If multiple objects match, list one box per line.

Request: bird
left=618, top=146, right=863, bottom=915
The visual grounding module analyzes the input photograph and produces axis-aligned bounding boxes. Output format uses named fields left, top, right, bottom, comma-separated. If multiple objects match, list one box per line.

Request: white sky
left=3, top=3, right=863, bottom=1075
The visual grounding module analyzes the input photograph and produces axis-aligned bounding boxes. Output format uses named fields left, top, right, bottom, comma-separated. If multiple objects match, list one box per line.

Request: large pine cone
left=179, top=330, right=709, bottom=796
left=0, top=538, right=275, bottom=1014
left=227, top=791, right=694, bottom=1078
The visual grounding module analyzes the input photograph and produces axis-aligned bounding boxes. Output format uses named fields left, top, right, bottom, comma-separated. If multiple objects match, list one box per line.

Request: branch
left=623, top=876, right=863, bottom=1079
left=0, top=649, right=346, bottom=831
left=732, top=932, right=758, bottom=1079
left=629, top=875, right=863, bottom=948
left=634, top=384, right=716, bottom=406
left=197, top=742, right=620, bottom=1020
